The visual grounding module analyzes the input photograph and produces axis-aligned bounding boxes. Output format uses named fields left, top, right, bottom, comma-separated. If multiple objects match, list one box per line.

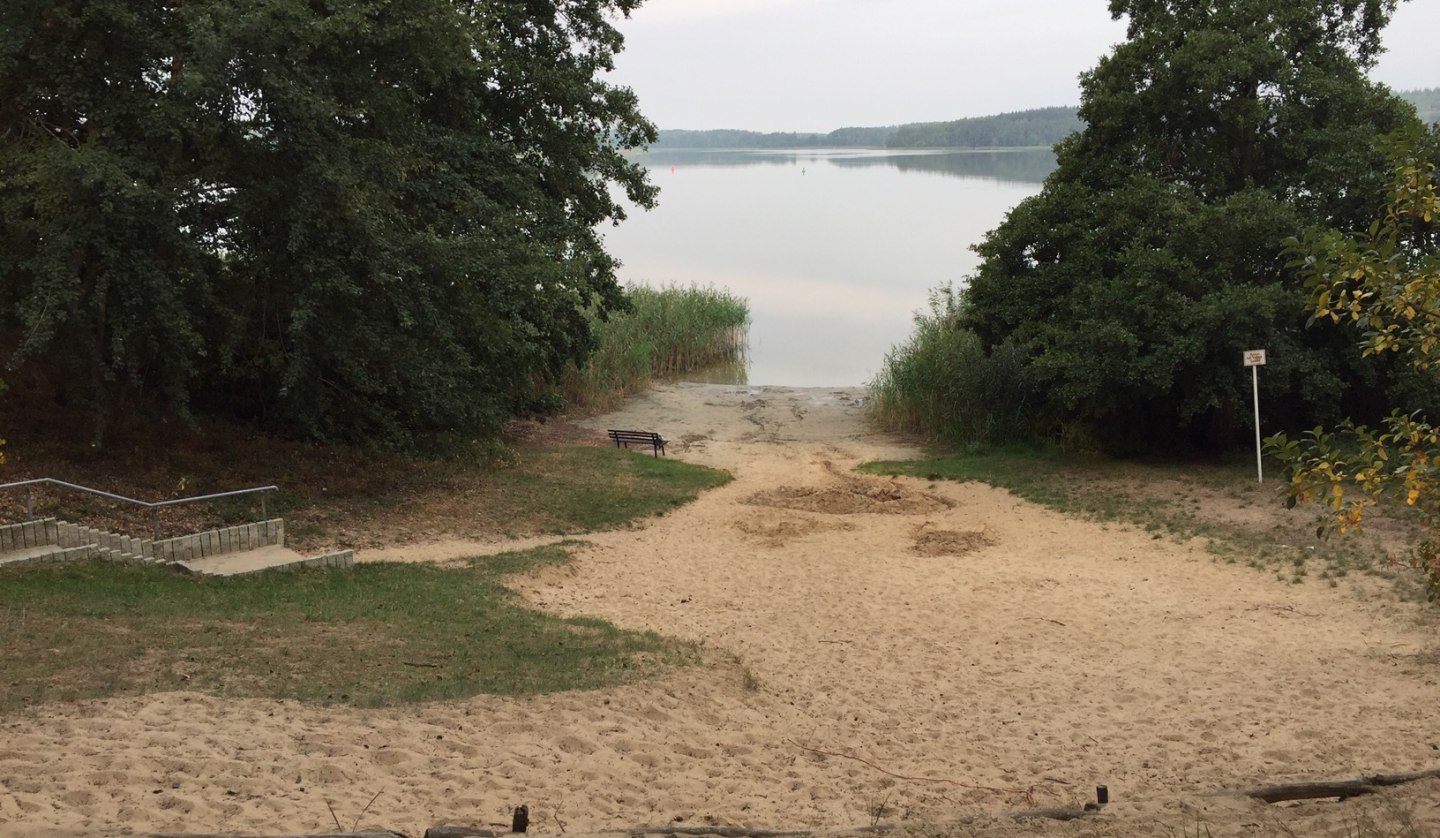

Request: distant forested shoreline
left=653, top=89, right=1438, bottom=149
left=1406, top=87, right=1439, bottom=124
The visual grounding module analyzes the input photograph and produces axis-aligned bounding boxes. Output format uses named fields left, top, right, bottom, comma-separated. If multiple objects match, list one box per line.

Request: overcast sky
left=607, top=0, right=1440, bottom=133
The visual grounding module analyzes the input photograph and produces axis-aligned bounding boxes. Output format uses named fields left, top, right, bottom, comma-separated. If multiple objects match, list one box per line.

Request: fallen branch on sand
left=152, top=833, right=406, bottom=838
left=146, top=766, right=1440, bottom=838
left=604, top=827, right=809, bottom=838
left=1008, top=806, right=1094, bottom=822
left=1237, top=767, right=1440, bottom=804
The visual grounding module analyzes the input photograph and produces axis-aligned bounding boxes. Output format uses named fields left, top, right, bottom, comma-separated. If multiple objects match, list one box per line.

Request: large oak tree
left=0, top=0, right=655, bottom=445
left=961, top=0, right=1422, bottom=449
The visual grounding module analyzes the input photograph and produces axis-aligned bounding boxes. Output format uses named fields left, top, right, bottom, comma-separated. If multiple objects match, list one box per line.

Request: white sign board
left=1243, top=349, right=1267, bottom=367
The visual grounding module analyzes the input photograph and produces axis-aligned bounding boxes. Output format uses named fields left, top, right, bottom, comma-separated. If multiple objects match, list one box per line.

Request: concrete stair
left=0, top=517, right=352, bottom=577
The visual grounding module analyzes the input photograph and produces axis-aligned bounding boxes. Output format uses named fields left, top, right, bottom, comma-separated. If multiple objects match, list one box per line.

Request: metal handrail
left=0, top=478, right=279, bottom=541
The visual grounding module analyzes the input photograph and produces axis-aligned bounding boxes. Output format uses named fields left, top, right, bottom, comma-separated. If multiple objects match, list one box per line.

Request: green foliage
left=1268, top=129, right=1440, bottom=598
left=0, top=0, right=656, bottom=447
left=867, top=285, right=1040, bottom=445
left=1290, top=130, right=1440, bottom=363
left=0, top=546, right=698, bottom=710
left=960, top=0, right=1421, bottom=451
left=561, top=284, right=749, bottom=412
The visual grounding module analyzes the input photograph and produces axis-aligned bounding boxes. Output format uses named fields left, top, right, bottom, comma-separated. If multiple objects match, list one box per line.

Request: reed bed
left=563, top=284, right=749, bottom=412
left=868, top=284, right=1040, bottom=445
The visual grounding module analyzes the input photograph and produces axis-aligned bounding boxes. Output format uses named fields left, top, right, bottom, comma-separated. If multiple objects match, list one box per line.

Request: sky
left=606, top=0, right=1440, bottom=133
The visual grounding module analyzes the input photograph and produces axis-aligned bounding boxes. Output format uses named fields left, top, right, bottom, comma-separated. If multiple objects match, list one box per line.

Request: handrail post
left=24, top=485, right=33, bottom=520
left=151, top=508, right=160, bottom=542
left=261, top=493, right=268, bottom=521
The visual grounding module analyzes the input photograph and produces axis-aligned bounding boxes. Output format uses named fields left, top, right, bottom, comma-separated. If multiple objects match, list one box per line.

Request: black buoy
left=512, top=804, right=529, bottom=833
left=1096, top=785, right=1110, bottom=805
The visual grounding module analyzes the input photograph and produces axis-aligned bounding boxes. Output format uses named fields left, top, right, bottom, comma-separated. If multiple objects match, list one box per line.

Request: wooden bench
left=607, top=429, right=667, bottom=457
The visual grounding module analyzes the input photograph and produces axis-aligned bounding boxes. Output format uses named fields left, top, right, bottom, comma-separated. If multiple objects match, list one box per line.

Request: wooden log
left=603, top=828, right=811, bottom=838
left=1240, top=767, right=1440, bottom=804
left=1009, top=806, right=1094, bottom=822
left=424, top=828, right=503, bottom=838
left=152, top=834, right=408, bottom=838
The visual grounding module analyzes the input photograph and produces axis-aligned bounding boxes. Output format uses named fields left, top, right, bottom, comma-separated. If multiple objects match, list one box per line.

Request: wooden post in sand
left=1243, top=349, right=1267, bottom=483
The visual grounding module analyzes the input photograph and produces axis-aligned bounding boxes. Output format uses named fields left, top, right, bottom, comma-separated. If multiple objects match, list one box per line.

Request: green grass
left=563, top=283, right=749, bottom=412
left=0, top=544, right=699, bottom=713
left=14, top=444, right=733, bottom=548
left=488, top=445, right=734, bottom=534
left=859, top=447, right=1411, bottom=591
left=862, top=447, right=1186, bottom=528
left=1, top=447, right=733, bottom=711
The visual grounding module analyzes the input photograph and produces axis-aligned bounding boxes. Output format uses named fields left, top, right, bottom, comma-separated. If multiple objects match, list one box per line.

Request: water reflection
left=827, top=149, right=1056, bottom=183
left=606, top=149, right=1048, bottom=387
left=633, top=147, right=1056, bottom=184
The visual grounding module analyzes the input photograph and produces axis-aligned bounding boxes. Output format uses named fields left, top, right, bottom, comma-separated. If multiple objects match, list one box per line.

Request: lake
left=602, top=148, right=1054, bottom=387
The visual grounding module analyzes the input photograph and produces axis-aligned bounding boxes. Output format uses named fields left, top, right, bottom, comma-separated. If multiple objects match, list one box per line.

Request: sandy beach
left=2, top=382, right=1438, bottom=837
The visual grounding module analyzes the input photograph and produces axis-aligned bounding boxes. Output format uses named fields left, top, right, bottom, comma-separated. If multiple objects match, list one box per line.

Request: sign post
left=1243, top=349, right=1267, bottom=483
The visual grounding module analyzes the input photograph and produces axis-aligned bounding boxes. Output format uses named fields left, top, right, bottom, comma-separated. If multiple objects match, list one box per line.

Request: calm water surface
left=603, top=148, right=1053, bottom=387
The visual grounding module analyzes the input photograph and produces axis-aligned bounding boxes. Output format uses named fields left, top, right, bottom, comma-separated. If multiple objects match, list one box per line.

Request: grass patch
left=859, top=446, right=1418, bottom=593
left=3, top=441, right=731, bottom=550
left=0, top=544, right=699, bottom=713
left=493, top=446, right=732, bottom=534
left=561, top=283, right=749, bottom=413
left=862, top=447, right=1191, bottom=529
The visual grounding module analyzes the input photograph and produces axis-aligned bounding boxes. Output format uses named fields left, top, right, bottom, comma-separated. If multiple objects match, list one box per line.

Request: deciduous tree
left=0, top=0, right=655, bottom=446
left=961, top=0, right=1420, bottom=449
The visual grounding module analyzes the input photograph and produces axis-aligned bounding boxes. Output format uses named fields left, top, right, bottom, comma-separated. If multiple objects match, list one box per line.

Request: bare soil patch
left=745, top=461, right=954, bottom=516
left=911, top=522, right=995, bottom=557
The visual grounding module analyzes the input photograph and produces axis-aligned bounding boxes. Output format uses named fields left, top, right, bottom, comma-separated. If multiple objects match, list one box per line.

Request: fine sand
left=3, top=383, right=1439, bottom=837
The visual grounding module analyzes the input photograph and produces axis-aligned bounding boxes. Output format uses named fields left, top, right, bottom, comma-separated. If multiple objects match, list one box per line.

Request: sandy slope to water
left=2, top=383, right=1439, bottom=837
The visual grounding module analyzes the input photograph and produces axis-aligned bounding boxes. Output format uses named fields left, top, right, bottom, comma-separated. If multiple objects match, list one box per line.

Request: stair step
left=2, top=516, right=348, bottom=577
left=0, top=543, right=67, bottom=566
left=174, top=546, right=354, bottom=577
left=0, top=517, right=59, bottom=552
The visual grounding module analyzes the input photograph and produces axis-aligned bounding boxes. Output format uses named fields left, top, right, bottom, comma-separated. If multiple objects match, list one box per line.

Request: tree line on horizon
left=653, top=89, right=1438, bottom=150
left=651, top=108, right=1079, bottom=150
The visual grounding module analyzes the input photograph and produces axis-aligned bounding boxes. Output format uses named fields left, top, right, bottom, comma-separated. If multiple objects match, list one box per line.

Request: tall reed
left=868, top=284, right=1041, bottom=445
left=563, top=284, right=749, bottom=412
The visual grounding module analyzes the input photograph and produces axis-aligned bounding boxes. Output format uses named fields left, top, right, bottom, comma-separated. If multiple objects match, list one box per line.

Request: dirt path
left=3, top=383, right=1439, bottom=837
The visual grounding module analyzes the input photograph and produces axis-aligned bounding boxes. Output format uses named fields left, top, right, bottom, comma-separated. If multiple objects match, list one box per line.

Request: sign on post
left=1244, top=349, right=1266, bottom=482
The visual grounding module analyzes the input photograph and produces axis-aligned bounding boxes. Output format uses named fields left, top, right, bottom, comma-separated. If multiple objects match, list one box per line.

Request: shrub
left=868, top=285, right=1041, bottom=445
left=561, top=284, right=749, bottom=412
